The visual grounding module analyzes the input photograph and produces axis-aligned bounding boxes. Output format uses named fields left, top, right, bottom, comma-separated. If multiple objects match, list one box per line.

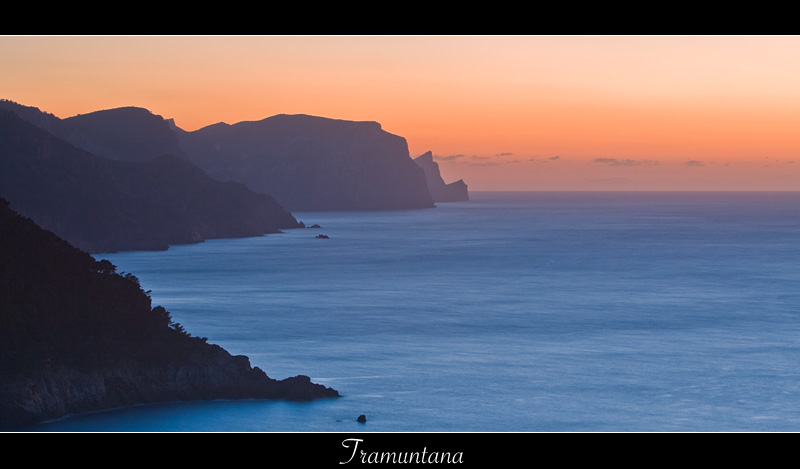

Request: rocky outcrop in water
left=0, top=199, right=338, bottom=428
left=413, top=151, right=469, bottom=202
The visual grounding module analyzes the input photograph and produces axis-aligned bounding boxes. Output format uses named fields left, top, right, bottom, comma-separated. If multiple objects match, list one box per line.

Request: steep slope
left=179, top=114, right=436, bottom=211
left=0, top=108, right=302, bottom=253
left=0, top=199, right=338, bottom=428
left=414, top=151, right=469, bottom=202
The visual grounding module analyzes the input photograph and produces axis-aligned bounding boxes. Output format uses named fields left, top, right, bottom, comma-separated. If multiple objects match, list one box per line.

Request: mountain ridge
left=0, top=104, right=302, bottom=253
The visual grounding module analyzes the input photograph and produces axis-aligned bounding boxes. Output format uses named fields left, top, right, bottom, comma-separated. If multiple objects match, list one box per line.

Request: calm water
left=29, top=191, right=800, bottom=432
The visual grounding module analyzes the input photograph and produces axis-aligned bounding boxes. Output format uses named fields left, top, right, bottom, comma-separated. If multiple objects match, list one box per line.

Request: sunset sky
left=2, top=35, right=799, bottom=191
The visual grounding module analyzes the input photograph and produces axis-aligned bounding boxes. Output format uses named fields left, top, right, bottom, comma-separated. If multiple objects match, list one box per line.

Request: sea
left=25, top=191, right=800, bottom=432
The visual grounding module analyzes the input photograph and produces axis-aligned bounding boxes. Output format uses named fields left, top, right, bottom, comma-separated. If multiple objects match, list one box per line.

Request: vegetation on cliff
left=0, top=199, right=338, bottom=428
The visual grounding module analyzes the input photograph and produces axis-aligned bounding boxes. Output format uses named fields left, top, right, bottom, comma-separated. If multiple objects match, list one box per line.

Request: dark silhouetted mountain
left=0, top=107, right=302, bottom=253
left=0, top=199, right=339, bottom=428
left=414, top=151, right=469, bottom=202
left=61, top=106, right=186, bottom=162
left=178, top=114, right=436, bottom=211
left=0, top=100, right=184, bottom=163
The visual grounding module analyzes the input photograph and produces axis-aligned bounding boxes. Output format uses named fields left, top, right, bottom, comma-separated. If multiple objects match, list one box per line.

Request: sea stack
left=413, top=151, right=469, bottom=202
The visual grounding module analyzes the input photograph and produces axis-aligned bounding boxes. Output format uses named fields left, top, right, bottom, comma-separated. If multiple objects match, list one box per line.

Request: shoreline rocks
left=0, top=343, right=339, bottom=429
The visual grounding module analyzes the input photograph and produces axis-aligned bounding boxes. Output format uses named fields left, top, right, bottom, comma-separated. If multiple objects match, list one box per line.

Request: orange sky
left=2, top=35, right=799, bottom=191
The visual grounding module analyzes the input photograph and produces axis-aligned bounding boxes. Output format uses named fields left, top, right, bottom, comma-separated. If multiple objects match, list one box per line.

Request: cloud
left=529, top=155, right=562, bottom=163
left=434, top=154, right=465, bottom=162
left=587, top=177, right=633, bottom=185
left=468, top=161, right=502, bottom=167
left=683, top=160, right=704, bottom=167
left=594, top=158, right=659, bottom=166
left=466, top=153, right=521, bottom=166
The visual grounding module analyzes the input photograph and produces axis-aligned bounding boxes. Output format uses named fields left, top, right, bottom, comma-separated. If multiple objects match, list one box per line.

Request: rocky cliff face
left=179, top=114, right=436, bottom=211
left=414, top=151, right=469, bottom=202
left=0, top=199, right=338, bottom=428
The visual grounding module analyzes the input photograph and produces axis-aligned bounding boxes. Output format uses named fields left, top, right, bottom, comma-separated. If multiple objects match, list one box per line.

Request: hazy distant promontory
left=0, top=199, right=338, bottom=428
left=414, top=151, right=469, bottom=202
left=177, top=114, right=436, bottom=211
left=0, top=103, right=302, bottom=253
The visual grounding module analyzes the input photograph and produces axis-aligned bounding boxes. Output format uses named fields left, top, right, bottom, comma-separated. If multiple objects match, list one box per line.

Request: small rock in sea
left=316, top=234, right=329, bottom=239
left=309, top=224, right=322, bottom=229
left=357, top=414, right=367, bottom=423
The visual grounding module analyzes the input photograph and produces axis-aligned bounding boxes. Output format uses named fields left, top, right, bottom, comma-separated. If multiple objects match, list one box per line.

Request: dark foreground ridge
left=0, top=199, right=338, bottom=428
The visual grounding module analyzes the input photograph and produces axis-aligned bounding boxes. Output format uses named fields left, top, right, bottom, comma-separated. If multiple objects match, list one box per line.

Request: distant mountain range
left=0, top=99, right=468, bottom=252
left=0, top=99, right=472, bottom=427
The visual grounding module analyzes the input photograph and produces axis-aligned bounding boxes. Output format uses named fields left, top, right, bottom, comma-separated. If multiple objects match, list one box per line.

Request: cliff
left=414, top=151, right=469, bottom=202
left=178, top=114, right=436, bottom=211
left=0, top=106, right=302, bottom=253
left=0, top=199, right=338, bottom=428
